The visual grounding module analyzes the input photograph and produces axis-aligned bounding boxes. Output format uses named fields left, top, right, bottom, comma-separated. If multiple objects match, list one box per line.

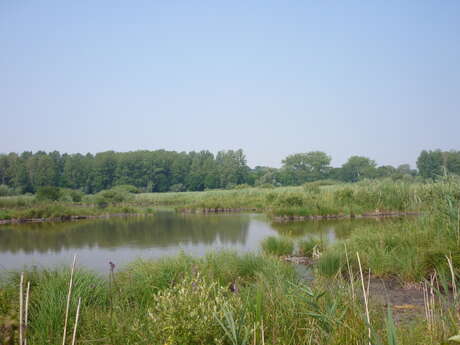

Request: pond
left=0, top=211, right=390, bottom=273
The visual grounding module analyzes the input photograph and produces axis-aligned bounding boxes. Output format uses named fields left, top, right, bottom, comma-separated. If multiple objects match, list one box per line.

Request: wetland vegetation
left=1, top=149, right=460, bottom=344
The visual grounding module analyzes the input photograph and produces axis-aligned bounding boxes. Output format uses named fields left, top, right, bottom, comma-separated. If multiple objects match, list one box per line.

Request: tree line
left=0, top=149, right=458, bottom=194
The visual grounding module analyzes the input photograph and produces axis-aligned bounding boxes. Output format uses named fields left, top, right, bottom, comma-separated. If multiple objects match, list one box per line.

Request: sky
left=1, top=1, right=459, bottom=168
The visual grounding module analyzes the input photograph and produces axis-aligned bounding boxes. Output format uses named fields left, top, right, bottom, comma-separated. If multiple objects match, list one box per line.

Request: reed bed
left=260, top=236, right=294, bottom=256
left=2, top=250, right=460, bottom=345
left=1, top=178, right=458, bottom=221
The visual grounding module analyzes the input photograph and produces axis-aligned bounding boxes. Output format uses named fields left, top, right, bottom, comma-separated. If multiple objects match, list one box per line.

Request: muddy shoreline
left=0, top=213, right=145, bottom=225
left=283, top=255, right=427, bottom=321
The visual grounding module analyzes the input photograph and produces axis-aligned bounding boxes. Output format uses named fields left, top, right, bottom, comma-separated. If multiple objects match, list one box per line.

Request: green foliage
left=317, top=179, right=460, bottom=281
left=233, top=183, right=251, bottom=190
left=36, top=186, right=62, bottom=201
left=95, top=189, right=129, bottom=208
left=112, top=184, right=140, bottom=193
left=316, top=251, right=342, bottom=277
left=148, top=273, right=231, bottom=344
left=2, top=249, right=460, bottom=345
left=261, top=236, right=294, bottom=256
left=417, top=149, right=444, bottom=179
left=1, top=149, right=445, bottom=196
left=27, top=269, right=107, bottom=345
left=69, top=189, right=83, bottom=202
left=169, top=183, right=185, bottom=192
left=298, top=238, right=325, bottom=257
left=281, top=151, right=331, bottom=185
left=340, top=156, right=377, bottom=182
left=0, top=184, right=17, bottom=197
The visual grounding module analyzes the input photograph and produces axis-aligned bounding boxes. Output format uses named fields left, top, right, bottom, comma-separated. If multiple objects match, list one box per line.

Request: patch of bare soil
left=368, top=278, right=425, bottom=322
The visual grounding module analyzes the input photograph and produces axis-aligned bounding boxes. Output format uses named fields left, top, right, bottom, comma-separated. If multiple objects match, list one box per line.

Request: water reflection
left=271, top=217, right=404, bottom=243
left=0, top=213, right=401, bottom=273
left=0, top=214, right=254, bottom=253
left=0, top=213, right=277, bottom=272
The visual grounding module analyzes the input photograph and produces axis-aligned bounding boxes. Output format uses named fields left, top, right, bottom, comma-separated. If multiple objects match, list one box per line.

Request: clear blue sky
left=1, top=1, right=459, bottom=168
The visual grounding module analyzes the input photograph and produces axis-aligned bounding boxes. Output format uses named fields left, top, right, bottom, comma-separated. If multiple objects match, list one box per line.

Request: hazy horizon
left=2, top=1, right=459, bottom=168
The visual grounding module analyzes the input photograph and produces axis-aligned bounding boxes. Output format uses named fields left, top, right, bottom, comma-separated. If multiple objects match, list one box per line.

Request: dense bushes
left=36, top=186, right=62, bottom=201
left=0, top=184, right=18, bottom=197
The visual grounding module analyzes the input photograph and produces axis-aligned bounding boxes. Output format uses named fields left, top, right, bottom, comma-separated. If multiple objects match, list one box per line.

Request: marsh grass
left=134, top=180, right=432, bottom=218
left=2, top=251, right=460, bottom=344
left=298, top=238, right=325, bottom=257
left=1, top=179, right=456, bottom=221
left=260, top=236, right=294, bottom=256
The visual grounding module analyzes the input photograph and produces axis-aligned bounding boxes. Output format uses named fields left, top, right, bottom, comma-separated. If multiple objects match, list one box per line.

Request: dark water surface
left=0, top=212, right=386, bottom=273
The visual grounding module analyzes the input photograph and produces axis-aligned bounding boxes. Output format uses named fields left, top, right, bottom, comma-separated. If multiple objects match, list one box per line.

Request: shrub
left=95, top=189, right=129, bottom=208
left=0, top=209, right=11, bottom=220
left=233, top=184, right=251, bottom=190
left=258, top=183, right=275, bottom=189
left=69, top=190, right=83, bottom=202
left=169, top=183, right=185, bottom=192
left=147, top=273, right=232, bottom=345
left=0, top=185, right=16, bottom=197
left=36, top=186, right=61, bottom=201
left=277, top=194, right=304, bottom=207
left=112, top=184, right=140, bottom=194
left=261, top=236, right=294, bottom=256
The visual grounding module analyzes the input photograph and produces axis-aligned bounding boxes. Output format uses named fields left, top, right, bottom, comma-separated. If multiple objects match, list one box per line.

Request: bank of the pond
left=0, top=179, right=454, bottom=224
left=0, top=212, right=147, bottom=225
left=2, top=251, right=458, bottom=345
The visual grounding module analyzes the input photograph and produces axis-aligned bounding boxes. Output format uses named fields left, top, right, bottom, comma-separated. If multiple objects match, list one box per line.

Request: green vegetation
left=298, top=238, right=325, bottom=257
left=0, top=251, right=448, bottom=345
left=0, top=186, right=144, bottom=221
left=1, top=176, right=460, bottom=344
left=0, top=178, right=457, bottom=221
left=2, top=249, right=460, bottom=344
left=313, top=177, right=460, bottom=281
left=260, top=236, right=294, bottom=256
left=1, top=149, right=459, bottom=196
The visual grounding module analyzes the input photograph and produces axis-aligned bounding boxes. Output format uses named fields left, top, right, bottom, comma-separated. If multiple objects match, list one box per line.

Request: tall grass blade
left=62, top=255, right=77, bottom=345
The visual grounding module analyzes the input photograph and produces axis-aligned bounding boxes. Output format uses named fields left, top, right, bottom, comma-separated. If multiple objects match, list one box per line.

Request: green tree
left=280, top=151, right=331, bottom=185
left=340, top=156, right=377, bottom=182
left=187, top=151, right=218, bottom=191
left=215, top=149, right=249, bottom=188
left=445, top=150, right=460, bottom=176
left=26, top=152, right=59, bottom=191
left=416, top=150, right=444, bottom=179
left=93, top=151, right=118, bottom=191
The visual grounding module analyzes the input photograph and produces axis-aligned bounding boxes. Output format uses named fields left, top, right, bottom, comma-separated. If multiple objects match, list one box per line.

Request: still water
left=0, top=211, right=372, bottom=273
